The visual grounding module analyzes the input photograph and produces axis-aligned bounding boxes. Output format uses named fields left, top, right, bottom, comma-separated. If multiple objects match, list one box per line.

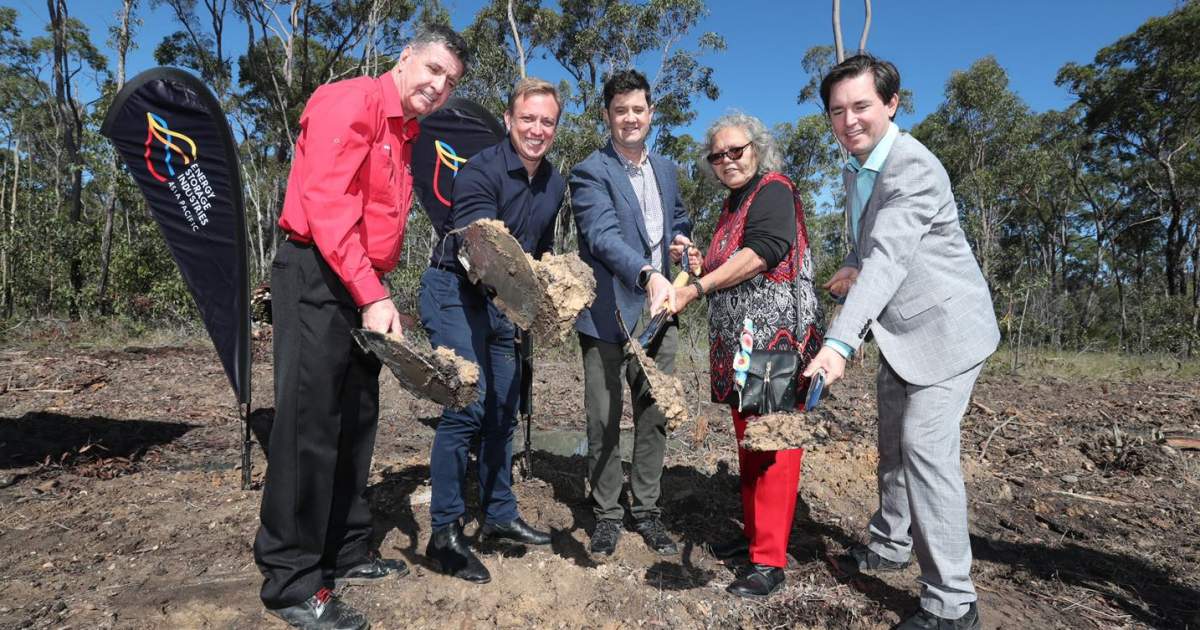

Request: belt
left=432, top=261, right=467, bottom=277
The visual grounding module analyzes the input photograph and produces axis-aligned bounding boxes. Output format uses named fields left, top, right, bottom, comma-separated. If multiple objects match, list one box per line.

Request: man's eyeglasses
left=706, top=142, right=751, bottom=164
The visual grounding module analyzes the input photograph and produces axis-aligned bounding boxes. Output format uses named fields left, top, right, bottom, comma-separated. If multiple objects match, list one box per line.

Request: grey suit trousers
left=868, top=356, right=983, bottom=619
left=579, top=319, right=677, bottom=523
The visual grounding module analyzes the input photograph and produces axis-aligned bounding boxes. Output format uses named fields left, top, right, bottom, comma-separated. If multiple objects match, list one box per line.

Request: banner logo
left=144, top=112, right=198, bottom=183
left=432, top=140, right=468, bottom=206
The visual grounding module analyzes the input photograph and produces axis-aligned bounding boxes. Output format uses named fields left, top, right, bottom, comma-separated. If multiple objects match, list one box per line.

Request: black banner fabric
left=101, top=67, right=251, bottom=406
left=411, top=97, right=505, bottom=238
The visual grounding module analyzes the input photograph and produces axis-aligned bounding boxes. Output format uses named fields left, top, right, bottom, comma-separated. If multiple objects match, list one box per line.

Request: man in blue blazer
left=569, top=69, right=694, bottom=559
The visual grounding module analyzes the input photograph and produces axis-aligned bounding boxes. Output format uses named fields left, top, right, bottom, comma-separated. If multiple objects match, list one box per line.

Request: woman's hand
left=673, top=284, right=702, bottom=314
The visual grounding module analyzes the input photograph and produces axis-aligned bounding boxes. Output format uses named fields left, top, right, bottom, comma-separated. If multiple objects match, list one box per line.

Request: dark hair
left=410, top=24, right=472, bottom=74
left=602, top=69, right=652, bottom=110
left=819, top=54, right=900, bottom=117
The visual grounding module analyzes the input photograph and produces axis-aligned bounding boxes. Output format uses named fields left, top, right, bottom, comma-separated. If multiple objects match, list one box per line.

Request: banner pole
left=241, top=402, right=252, bottom=490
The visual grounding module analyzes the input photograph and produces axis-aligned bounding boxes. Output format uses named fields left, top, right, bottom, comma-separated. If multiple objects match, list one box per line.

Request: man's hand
left=823, top=266, right=860, bottom=299
left=361, top=298, right=404, bottom=336
left=668, top=234, right=692, bottom=264
left=646, top=271, right=676, bottom=317
left=803, top=346, right=847, bottom=386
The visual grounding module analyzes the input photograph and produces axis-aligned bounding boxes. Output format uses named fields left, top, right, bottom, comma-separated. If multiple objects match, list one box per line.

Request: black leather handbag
left=739, top=350, right=799, bottom=415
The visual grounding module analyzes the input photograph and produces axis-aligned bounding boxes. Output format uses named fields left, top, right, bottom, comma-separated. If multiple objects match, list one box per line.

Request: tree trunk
left=831, top=0, right=844, bottom=62
left=508, top=0, right=527, bottom=78
left=858, top=0, right=872, bottom=53
left=1, top=133, right=16, bottom=317
left=98, top=0, right=137, bottom=313
left=48, top=0, right=85, bottom=317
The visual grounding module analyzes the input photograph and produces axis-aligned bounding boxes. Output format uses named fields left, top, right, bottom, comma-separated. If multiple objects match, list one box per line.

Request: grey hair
left=408, top=24, right=471, bottom=73
left=698, top=111, right=783, bottom=182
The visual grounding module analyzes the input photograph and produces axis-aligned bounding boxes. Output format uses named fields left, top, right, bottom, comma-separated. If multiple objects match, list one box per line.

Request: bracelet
left=688, top=275, right=706, bottom=298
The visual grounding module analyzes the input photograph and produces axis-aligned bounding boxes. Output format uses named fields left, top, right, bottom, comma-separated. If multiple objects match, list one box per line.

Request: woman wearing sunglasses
left=672, top=112, right=824, bottom=598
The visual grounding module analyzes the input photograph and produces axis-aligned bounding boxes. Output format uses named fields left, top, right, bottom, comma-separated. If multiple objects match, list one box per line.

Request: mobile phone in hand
left=805, top=370, right=825, bottom=411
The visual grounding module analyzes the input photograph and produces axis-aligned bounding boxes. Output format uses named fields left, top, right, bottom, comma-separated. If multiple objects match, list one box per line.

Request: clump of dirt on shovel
left=460, top=219, right=595, bottom=340
left=353, top=329, right=479, bottom=410
left=527, top=251, right=597, bottom=342
left=741, top=412, right=816, bottom=451
left=394, top=335, right=479, bottom=410
left=626, top=341, right=689, bottom=431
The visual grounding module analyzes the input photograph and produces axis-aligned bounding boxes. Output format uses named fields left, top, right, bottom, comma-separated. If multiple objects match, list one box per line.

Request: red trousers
left=732, top=409, right=805, bottom=568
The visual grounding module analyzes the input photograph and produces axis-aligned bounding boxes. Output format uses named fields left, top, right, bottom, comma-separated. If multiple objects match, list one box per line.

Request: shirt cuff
left=346, top=275, right=389, bottom=308
left=824, top=338, right=854, bottom=359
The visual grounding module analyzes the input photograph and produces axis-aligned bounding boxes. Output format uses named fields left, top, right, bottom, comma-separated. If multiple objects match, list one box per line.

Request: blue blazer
left=569, top=142, right=692, bottom=343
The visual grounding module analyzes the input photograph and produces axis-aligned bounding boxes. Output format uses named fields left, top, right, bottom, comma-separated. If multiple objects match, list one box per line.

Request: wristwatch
left=637, top=268, right=654, bottom=290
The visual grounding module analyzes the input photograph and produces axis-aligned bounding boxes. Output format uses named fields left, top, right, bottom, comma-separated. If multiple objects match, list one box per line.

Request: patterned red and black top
left=703, top=172, right=824, bottom=407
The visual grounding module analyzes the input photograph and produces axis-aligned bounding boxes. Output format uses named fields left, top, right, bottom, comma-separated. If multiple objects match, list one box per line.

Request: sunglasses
left=706, top=142, right=751, bottom=164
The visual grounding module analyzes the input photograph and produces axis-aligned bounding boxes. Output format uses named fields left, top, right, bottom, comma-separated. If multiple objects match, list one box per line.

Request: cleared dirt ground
left=1, top=325, right=1198, bottom=629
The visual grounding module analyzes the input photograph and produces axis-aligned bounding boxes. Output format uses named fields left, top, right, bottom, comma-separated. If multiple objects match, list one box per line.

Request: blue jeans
left=418, top=267, right=521, bottom=529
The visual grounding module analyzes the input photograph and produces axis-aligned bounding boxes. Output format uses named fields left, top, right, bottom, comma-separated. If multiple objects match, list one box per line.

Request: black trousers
left=253, top=240, right=382, bottom=608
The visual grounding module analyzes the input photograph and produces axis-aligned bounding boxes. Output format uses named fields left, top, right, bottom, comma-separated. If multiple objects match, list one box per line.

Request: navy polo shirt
left=429, top=139, right=566, bottom=273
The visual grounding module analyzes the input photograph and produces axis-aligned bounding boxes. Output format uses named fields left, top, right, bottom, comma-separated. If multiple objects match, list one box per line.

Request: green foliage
left=0, top=1, right=1196, bottom=364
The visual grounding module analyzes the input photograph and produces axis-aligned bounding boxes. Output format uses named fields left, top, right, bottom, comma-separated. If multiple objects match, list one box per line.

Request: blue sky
left=9, top=0, right=1179, bottom=157
left=10, top=1, right=1178, bottom=128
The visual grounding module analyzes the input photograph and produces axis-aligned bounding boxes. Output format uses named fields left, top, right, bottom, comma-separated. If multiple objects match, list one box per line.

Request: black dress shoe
left=726, top=564, right=785, bottom=598
left=633, top=517, right=679, bottom=555
left=333, top=552, right=409, bottom=586
left=426, top=523, right=491, bottom=584
left=588, top=519, right=622, bottom=557
left=266, top=588, right=368, bottom=630
left=839, top=543, right=911, bottom=575
left=894, top=602, right=981, bottom=630
left=709, top=536, right=750, bottom=560
left=480, top=517, right=551, bottom=545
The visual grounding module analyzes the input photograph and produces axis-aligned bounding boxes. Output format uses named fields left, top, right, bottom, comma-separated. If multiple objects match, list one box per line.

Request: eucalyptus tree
left=1057, top=1, right=1200, bottom=300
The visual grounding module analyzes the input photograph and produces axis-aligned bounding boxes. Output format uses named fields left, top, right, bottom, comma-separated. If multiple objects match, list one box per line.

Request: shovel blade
left=458, top=220, right=541, bottom=329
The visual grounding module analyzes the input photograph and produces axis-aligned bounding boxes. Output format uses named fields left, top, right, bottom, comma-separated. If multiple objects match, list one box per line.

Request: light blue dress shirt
left=825, top=122, right=900, bottom=360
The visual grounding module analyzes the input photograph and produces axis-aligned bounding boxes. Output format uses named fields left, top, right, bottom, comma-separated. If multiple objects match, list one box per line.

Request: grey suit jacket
left=827, top=133, right=999, bottom=386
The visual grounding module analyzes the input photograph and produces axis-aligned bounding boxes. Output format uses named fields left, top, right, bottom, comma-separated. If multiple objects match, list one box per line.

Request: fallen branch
left=980, top=414, right=1016, bottom=460
left=971, top=401, right=997, bottom=416
left=1050, top=490, right=1134, bottom=507
left=1163, top=436, right=1200, bottom=450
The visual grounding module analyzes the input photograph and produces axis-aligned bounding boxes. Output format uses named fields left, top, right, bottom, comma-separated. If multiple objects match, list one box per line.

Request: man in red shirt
left=254, top=25, right=468, bottom=630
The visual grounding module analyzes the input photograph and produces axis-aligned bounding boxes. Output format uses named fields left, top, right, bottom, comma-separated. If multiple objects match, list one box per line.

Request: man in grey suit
left=803, top=55, right=999, bottom=630
left=570, top=69, right=694, bottom=559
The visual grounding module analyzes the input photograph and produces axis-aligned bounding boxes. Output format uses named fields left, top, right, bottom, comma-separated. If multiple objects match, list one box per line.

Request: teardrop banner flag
left=412, top=96, right=506, bottom=235
left=100, top=67, right=253, bottom=488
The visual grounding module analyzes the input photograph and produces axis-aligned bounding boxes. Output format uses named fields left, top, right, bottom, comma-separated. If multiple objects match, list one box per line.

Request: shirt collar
left=846, top=122, right=899, bottom=174
left=610, top=139, right=649, bottom=175
left=501, top=137, right=551, bottom=180
left=378, top=72, right=420, bottom=139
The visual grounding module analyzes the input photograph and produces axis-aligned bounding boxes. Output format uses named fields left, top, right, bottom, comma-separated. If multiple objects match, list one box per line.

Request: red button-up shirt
left=278, top=73, right=419, bottom=306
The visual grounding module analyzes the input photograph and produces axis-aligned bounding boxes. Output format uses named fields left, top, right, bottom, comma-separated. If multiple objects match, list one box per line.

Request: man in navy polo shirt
left=418, top=77, right=565, bottom=584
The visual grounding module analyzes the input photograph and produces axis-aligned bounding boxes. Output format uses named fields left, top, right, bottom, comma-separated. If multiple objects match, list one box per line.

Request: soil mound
left=742, top=411, right=818, bottom=451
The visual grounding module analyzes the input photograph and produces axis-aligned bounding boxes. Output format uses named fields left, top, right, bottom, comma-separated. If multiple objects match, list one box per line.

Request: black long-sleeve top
left=725, top=173, right=796, bottom=269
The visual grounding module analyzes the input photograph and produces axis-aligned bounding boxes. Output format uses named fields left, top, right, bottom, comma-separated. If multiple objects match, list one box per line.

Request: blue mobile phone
left=805, top=371, right=825, bottom=411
